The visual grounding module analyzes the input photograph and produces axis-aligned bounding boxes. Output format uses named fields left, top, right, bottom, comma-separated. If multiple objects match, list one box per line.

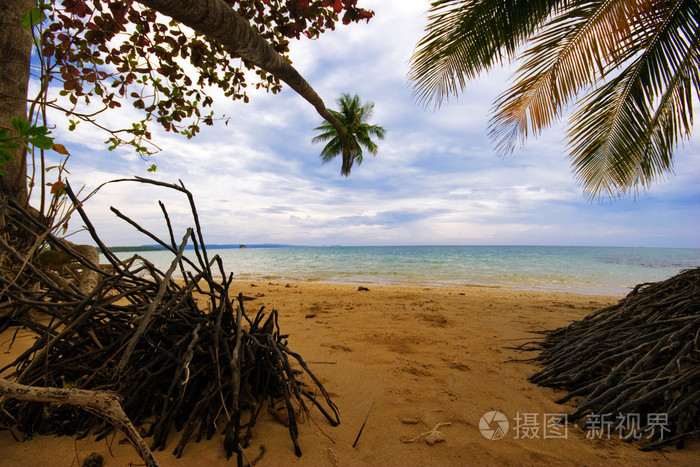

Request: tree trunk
left=0, top=0, right=32, bottom=207
left=137, top=0, right=353, bottom=171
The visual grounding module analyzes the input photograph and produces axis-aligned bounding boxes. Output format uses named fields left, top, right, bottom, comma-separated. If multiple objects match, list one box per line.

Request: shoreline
left=226, top=275, right=631, bottom=296
left=105, top=244, right=700, bottom=297
left=1, top=281, right=696, bottom=466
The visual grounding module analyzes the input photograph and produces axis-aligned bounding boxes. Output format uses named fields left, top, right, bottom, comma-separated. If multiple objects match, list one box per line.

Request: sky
left=42, top=0, right=700, bottom=248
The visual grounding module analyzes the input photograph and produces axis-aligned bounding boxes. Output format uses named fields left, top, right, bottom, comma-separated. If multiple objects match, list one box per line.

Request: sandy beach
left=1, top=281, right=697, bottom=466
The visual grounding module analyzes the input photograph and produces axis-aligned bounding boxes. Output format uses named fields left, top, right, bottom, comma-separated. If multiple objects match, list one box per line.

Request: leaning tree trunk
left=1, top=0, right=355, bottom=209
left=137, top=0, right=354, bottom=173
left=0, top=0, right=33, bottom=208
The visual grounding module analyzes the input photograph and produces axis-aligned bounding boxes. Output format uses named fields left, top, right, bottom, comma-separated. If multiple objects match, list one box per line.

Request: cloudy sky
left=44, top=0, right=700, bottom=248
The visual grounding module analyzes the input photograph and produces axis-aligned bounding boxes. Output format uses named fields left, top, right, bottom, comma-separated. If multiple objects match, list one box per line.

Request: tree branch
left=0, top=378, right=159, bottom=467
left=135, top=0, right=351, bottom=169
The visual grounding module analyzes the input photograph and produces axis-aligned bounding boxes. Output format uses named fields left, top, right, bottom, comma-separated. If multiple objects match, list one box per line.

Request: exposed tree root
left=519, top=268, right=699, bottom=450
left=0, top=379, right=158, bottom=466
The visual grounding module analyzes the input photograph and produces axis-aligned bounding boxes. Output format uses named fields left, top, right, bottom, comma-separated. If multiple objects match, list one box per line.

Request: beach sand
left=1, top=281, right=697, bottom=466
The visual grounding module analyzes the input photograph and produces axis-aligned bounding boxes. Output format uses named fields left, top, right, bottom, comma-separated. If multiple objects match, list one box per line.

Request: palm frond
left=489, top=0, right=648, bottom=155
left=356, top=132, right=379, bottom=155
left=409, top=0, right=563, bottom=106
left=366, top=124, right=386, bottom=140
left=568, top=0, right=700, bottom=198
left=319, top=138, right=345, bottom=163
left=312, top=127, right=339, bottom=143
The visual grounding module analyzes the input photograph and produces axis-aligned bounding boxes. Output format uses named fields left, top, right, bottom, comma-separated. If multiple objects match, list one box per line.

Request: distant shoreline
left=103, top=243, right=700, bottom=252
left=100, top=245, right=699, bottom=296
left=103, top=244, right=295, bottom=252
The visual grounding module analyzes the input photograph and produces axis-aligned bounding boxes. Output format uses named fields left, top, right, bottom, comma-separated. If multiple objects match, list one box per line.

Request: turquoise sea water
left=107, top=245, right=700, bottom=296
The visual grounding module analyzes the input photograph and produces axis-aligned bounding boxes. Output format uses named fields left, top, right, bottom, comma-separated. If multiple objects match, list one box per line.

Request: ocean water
left=104, top=245, right=700, bottom=296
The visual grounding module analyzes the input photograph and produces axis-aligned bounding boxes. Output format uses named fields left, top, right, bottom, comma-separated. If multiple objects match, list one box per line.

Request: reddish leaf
left=50, top=181, right=66, bottom=195
left=52, top=144, right=70, bottom=155
left=64, top=0, right=91, bottom=17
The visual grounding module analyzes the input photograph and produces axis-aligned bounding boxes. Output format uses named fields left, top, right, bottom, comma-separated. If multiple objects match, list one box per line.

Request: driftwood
left=0, top=178, right=340, bottom=466
left=0, top=379, right=158, bottom=466
left=519, top=268, right=699, bottom=450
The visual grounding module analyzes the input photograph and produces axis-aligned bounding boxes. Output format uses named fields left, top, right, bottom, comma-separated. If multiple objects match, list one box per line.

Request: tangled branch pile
left=0, top=179, right=339, bottom=466
left=524, top=268, right=699, bottom=450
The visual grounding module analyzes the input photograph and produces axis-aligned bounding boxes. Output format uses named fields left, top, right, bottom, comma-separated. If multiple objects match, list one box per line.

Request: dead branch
left=0, top=178, right=340, bottom=466
left=0, top=378, right=158, bottom=467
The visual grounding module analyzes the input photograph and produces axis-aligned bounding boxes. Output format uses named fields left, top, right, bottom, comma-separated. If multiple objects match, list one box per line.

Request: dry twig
left=0, top=178, right=340, bottom=466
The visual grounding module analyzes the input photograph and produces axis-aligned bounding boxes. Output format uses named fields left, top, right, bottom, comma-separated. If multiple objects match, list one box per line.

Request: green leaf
left=0, top=129, right=8, bottom=140
left=147, top=164, right=157, bottom=172
left=28, top=135, right=55, bottom=150
left=11, top=117, right=31, bottom=136
left=26, top=125, right=48, bottom=136
left=0, top=149, right=14, bottom=164
left=21, top=7, right=47, bottom=29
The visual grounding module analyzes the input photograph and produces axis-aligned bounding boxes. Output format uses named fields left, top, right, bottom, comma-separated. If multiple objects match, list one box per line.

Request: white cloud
left=47, top=0, right=700, bottom=249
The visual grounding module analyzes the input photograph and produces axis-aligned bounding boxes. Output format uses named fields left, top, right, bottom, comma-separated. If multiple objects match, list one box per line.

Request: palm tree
left=312, top=93, right=386, bottom=175
left=409, top=0, right=700, bottom=199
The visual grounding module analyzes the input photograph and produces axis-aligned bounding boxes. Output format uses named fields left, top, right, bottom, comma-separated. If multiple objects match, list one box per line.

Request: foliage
left=0, top=116, right=76, bottom=232
left=21, top=2, right=51, bottom=29
left=0, top=117, right=55, bottom=175
left=409, top=0, right=700, bottom=198
left=30, top=0, right=374, bottom=158
left=312, top=93, right=386, bottom=175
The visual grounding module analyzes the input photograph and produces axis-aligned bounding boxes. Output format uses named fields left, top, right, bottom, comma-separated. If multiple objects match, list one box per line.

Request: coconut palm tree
left=409, top=0, right=700, bottom=198
left=312, top=93, right=386, bottom=175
